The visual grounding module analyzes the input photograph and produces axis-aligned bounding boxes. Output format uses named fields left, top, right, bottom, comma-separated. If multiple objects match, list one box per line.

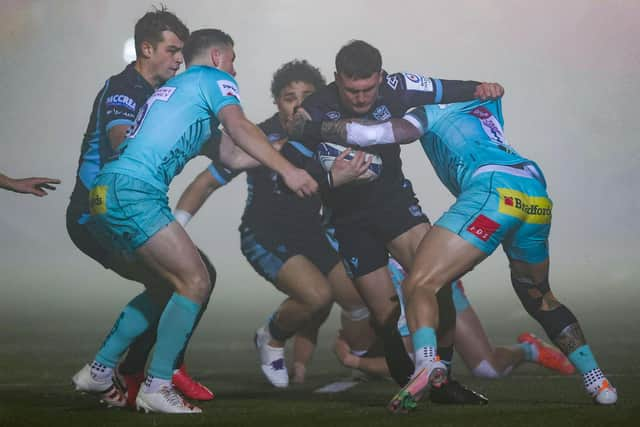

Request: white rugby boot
left=254, top=326, right=289, bottom=388
left=136, top=383, right=202, bottom=414
left=586, top=374, right=618, bottom=405
left=387, top=359, right=448, bottom=414
left=72, top=363, right=127, bottom=408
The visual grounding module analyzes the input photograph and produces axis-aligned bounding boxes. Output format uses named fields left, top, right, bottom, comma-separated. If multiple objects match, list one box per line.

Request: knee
left=309, top=285, right=333, bottom=312
left=403, top=270, right=447, bottom=298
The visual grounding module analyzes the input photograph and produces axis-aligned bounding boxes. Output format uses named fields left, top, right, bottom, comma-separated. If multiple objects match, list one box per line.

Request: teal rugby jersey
left=100, top=65, right=240, bottom=192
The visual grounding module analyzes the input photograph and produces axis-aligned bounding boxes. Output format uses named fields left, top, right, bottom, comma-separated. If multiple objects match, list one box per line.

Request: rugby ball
left=316, top=142, right=382, bottom=182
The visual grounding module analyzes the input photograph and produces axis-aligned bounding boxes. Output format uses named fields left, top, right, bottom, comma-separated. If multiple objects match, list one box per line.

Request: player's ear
left=210, top=47, right=221, bottom=67
left=377, top=71, right=383, bottom=85
left=139, top=40, right=154, bottom=59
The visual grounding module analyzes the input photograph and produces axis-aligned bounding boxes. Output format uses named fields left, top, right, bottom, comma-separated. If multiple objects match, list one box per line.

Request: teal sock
left=517, top=342, right=539, bottom=362
left=148, top=293, right=201, bottom=380
left=568, top=345, right=599, bottom=374
left=96, top=291, right=161, bottom=367
left=412, top=327, right=437, bottom=351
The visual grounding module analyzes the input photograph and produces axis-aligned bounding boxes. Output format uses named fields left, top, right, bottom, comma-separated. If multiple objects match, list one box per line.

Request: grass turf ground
left=1, top=308, right=638, bottom=427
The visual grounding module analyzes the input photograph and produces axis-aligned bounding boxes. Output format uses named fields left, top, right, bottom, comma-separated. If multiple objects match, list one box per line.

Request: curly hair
left=270, top=60, right=326, bottom=100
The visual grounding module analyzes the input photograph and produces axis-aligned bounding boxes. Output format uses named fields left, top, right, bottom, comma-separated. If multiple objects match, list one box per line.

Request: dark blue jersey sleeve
left=383, top=72, right=480, bottom=109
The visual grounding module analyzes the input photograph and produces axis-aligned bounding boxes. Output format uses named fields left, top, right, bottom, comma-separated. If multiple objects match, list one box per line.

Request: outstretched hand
left=9, top=177, right=61, bottom=197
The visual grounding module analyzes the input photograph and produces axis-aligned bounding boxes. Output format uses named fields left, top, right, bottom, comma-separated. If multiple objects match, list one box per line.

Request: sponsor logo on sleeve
left=372, top=105, right=391, bottom=121
left=89, top=185, right=108, bottom=215
left=217, top=80, right=240, bottom=100
left=386, top=74, right=399, bottom=90
left=105, top=94, right=136, bottom=111
left=466, top=214, right=500, bottom=242
left=325, top=111, right=341, bottom=120
left=497, top=188, right=552, bottom=224
left=402, top=73, right=433, bottom=92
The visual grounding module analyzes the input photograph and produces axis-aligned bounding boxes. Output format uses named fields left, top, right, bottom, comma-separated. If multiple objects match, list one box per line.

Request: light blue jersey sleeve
left=199, top=68, right=242, bottom=117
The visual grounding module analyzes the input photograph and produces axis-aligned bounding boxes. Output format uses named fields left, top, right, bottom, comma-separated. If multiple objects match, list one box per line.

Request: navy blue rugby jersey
left=69, top=62, right=155, bottom=212
left=300, top=71, right=480, bottom=222
left=207, top=113, right=325, bottom=232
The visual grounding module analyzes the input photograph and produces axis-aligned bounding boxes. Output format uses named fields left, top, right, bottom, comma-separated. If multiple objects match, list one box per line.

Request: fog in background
left=1, top=1, right=639, bottom=338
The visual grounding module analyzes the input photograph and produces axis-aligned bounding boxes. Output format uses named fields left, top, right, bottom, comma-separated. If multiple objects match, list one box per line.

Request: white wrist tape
left=174, top=209, right=193, bottom=227
left=345, top=122, right=395, bottom=146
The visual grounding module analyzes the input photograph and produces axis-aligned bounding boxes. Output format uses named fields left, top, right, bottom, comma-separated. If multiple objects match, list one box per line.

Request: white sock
left=413, top=345, right=437, bottom=372
left=142, top=375, right=172, bottom=393
left=90, top=361, right=113, bottom=380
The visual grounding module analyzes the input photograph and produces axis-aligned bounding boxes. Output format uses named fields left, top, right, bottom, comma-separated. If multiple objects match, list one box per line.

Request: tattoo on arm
left=553, top=323, right=586, bottom=355
left=320, top=120, right=350, bottom=144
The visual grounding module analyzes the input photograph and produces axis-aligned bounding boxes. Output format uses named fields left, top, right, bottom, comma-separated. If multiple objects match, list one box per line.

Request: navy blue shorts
left=240, top=223, right=340, bottom=285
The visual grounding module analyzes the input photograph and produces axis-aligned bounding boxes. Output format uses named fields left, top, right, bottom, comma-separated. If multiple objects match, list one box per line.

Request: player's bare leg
left=130, top=222, right=211, bottom=413
left=390, top=226, right=485, bottom=413
left=255, top=255, right=332, bottom=388
left=509, top=258, right=616, bottom=404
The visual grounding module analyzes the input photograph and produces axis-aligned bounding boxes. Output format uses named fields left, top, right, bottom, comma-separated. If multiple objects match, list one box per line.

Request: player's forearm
left=439, top=80, right=482, bottom=103
left=320, top=118, right=422, bottom=147
left=219, top=130, right=262, bottom=170
left=227, top=119, right=297, bottom=177
left=176, top=170, right=221, bottom=217
left=0, top=173, right=16, bottom=191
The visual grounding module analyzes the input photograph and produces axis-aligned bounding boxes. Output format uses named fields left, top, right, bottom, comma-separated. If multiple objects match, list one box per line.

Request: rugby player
left=72, top=29, right=317, bottom=414
left=67, top=8, right=214, bottom=407
left=175, top=60, right=374, bottom=389
left=0, top=173, right=59, bottom=196
left=287, top=40, right=502, bottom=392
left=315, top=98, right=618, bottom=409
left=330, top=258, right=574, bottom=385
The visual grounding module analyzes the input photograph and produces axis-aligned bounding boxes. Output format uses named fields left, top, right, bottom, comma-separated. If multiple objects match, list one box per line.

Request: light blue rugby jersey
left=100, top=65, right=241, bottom=192
left=414, top=99, right=534, bottom=197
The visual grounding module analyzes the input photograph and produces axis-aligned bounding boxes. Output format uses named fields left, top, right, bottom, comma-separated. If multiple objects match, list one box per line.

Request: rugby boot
left=254, top=326, right=289, bottom=388
left=429, top=377, right=489, bottom=405
left=72, top=363, right=127, bottom=408
left=172, top=364, right=215, bottom=401
left=114, top=367, right=145, bottom=408
left=387, top=359, right=448, bottom=414
left=584, top=372, right=617, bottom=405
left=136, top=383, right=202, bottom=414
left=518, top=332, right=575, bottom=375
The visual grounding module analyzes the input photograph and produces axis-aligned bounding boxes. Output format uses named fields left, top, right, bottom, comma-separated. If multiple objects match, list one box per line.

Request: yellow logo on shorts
left=497, top=188, right=552, bottom=224
left=89, top=185, right=108, bottom=215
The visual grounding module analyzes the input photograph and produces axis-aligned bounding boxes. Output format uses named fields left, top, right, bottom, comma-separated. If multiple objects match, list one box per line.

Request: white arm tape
left=174, top=209, right=193, bottom=228
left=345, top=121, right=395, bottom=146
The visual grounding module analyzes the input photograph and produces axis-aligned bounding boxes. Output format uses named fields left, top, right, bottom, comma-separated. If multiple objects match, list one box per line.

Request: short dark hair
left=270, top=60, right=326, bottom=99
left=182, top=29, right=234, bottom=65
left=134, top=5, right=189, bottom=57
left=335, top=40, right=382, bottom=79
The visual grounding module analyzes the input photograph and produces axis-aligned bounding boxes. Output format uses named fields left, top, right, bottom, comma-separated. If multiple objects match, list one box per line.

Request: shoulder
left=258, top=113, right=285, bottom=140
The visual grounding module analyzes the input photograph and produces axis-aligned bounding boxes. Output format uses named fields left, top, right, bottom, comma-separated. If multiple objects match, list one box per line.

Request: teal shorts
left=87, top=173, right=174, bottom=254
left=435, top=164, right=552, bottom=264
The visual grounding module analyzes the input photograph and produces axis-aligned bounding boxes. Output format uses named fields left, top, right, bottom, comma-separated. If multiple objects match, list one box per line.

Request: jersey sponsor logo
left=497, top=188, right=552, bottom=224
left=106, top=94, right=136, bottom=111
left=386, top=74, right=399, bottom=90
left=402, top=73, right=433, bottom=92
left=470, top=106, right=509, bottom=147
left=217, top=80, right=240, bottom=100
left=372, top=105, right=391, bottom=121
left=267, top=133, right=283, bottom=142
left=128, top=87, right=176, bottom=138
left=408, top=204, right=423, bottom=217
left=467, top=214, right=500, bottom=242
left=325, top=111, right=341, bottom=120
left=153, top=86, right=176, bottom=101
left=89, top=185, right=108, bottom=215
